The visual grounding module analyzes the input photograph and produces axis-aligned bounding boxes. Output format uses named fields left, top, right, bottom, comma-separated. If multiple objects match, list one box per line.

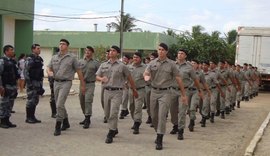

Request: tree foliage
left=111, top=13, right=142, bottom=32
left=168, top=25, right=237, bottom=63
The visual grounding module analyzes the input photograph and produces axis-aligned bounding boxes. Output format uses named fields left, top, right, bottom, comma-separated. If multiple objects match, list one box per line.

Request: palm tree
left=111, top=13, right=142, bottom=32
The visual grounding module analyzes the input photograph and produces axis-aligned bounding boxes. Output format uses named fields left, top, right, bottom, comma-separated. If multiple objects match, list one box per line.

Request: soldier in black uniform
left=24, top=44, right=45, bottom=124
left=48, top=48, right=59, bottom=118
left=0, top=45, right=19, bottom=128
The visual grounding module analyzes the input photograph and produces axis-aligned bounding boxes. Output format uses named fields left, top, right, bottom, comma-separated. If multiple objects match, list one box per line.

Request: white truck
left=235, top=26, right=270, bottom=89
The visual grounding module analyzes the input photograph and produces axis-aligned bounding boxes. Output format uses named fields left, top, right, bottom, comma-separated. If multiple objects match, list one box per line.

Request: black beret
left=60, top=39, right=70, bottom=46
left=178, top=49, right=188, bottom=55
left=202, top=60, right=209, bottom=65
left=134, top=52, right=142, bottom=58
left=243, top=63, right=248, bottom=66
left=111, top=45, right=121, bottom=53
left=159, top=43, right=168, bottom=51
left=219, top=60, right=225, bottom=64
left=191, top=59, right=200, bottom=64
left=86, top=46, right=94, bottom=53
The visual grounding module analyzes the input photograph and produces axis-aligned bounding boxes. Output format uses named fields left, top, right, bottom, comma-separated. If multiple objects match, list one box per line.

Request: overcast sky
left=34, top=0, right=270, bottom=34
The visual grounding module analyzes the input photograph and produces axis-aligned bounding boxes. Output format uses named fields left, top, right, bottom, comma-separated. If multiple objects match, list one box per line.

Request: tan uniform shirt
left=128, top=63, right=146, bottom=88
left=47, top=53, right=79, bottom=80
left=96, top=60, right=130, bottom=88
left=145, top=58, right=179, bottom=88
left=78, top=58, right=100, bottom=82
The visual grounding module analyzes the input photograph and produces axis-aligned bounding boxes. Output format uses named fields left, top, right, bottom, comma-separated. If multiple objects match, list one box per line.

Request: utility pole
left=120, top=0, right=124, bottom=58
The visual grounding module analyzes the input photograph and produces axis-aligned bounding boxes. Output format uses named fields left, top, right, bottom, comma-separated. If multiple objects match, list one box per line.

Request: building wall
left=0, top=0, right=34, bottom=56
left=3, top=16, right=15, bottom=46
left=15, top=20, right=33, bottom=56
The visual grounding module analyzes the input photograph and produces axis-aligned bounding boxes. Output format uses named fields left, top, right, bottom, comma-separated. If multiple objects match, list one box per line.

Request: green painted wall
left=33, top=31, right=177, bottom=50
left=15, top=20, right=33, bottom=56
left=0, top=0, right=34, bottom=20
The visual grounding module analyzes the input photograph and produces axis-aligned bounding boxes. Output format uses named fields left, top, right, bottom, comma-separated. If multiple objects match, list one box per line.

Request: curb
left=244, top=112, right=270, bottom=156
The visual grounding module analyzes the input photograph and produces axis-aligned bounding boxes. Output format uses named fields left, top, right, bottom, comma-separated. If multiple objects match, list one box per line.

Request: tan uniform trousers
left=210, top=88, right=219, bottom=113
left=145, top=85, right=151, bottom=116
left=79, top=82, right=95, bottom=116
left=54, top=81, right=72, bottom=122
left=170, top=88, right=181, bottom=126
left=150, top=88, right=171, bottom=134
left=237, top=82, right=245, bottom=101
left=219, top=86, right=226, bottom=111
left=104, top=89, right=123, bottom=130
left=225, top=85, right=232, bottom=107
left=201, top=91, right=210, bottom=117
left=121, top=87, right=129, bottom=110
left=231, top=86, right=237, bottom=104
left=129, top=88, right=145, bottom=123
left=244, top=81, right=250, bottom=97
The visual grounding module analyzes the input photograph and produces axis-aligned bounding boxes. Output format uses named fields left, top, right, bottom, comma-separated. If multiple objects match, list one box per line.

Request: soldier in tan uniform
left=47, top=39, right=86, bottom=136
left=144, top=43, right=187, bottom=150
left=96, top=45, right=138, bottom=144
left=128, top=52, right=146, bottom=134
left=78, top=46, right=100, bottom=129
left=170, top=50, right=201, bottom=141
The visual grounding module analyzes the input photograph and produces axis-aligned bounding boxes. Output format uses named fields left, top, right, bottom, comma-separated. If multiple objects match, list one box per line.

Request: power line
left=0, top=8, right=117, bottom=20
left=0, top=7, right=185, bottom=32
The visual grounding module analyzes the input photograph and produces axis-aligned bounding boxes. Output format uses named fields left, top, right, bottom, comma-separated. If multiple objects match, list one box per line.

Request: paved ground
left=1, top=81, right=270, bottom=156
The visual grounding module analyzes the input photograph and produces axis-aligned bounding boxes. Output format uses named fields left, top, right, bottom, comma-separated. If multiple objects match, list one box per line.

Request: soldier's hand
left=81, top=85, right=86, bottom=95
left=101, top=76, right=109, bottom=83
left=48, top=71, right=54, bottom=77
left=0, top=86, right=5, bottom=96
left=132, top=89, right=138, bottom=98
left=198, top=91, right=204, bottom=100
left=227, top=87, right=231, bottom=92
left=221, top=92, right=225, bottom=98
left=181, top=95, right=188, bottom=105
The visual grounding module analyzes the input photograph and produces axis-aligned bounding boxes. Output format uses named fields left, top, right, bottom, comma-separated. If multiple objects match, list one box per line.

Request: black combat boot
left=178, top=129, right=184, bottom=140
left=237, top=101, right=240, bottom=108
left=170, top=125, right=178, bottom=134
left=232, top=103, right=236, bottom=110
left=32, top=106, right=41, bottom=123
left=103, top=116, right=107, bottom=123
left=221, top=111, right=225, bottom=119
left=133, top=122, right=141, bottom=134
left=215, top=110, right=220, bottom=116
left=61, top=118, right=70, bottom=131
left=244, top=96, right=249, bottom=101
left=50, top=101, right=57, bottom=118
left=146, top=116, right=152, bottom=124
left=0, top=117, right=9, bottom=128
left=6, top=117, right=16, bottom=128
left=25, top=107, right=36, bottom=124
left=225, top=107, right=230, bottom=114
left=112, top=129, right=118, bottom=137
left=119, top=110, right=125, bottom=119
left=155, top=134, right=163, bottom=150
left=201, top=117, right=206, bottom=127
left=79, top=118, right=85, bottom=125
left=54, top=121, right=62, bottom=136
left=83, top=115, right=91, bottom=129
left=188, top=119, right=195, bottom=132
left=105, top=130, right=115, bottom=143
left=210, top=113, right=215, bottom=123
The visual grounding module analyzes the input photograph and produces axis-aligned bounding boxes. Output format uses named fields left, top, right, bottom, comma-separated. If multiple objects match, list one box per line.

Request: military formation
left=0, top=41, right=261, bottom=150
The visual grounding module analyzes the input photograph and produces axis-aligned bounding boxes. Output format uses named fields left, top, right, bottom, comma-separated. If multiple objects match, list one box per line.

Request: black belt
left=105, top=87, right=123, bottom=91
left=85, top=81, right=95, bottom=83
left=171, top=87, right=180, bottom=90
left=55, top=79, right=71, bottom=82
left=152, top=87, right=170, bottom=91
left=211, top=86, right=216, bottom=89
left=189, top=88, right=197, bottom=91
left=136, top=86, right=145, bottom=90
